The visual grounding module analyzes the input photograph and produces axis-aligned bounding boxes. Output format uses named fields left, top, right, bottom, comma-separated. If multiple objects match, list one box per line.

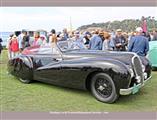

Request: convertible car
left=8, top=40, right=152, bottom=103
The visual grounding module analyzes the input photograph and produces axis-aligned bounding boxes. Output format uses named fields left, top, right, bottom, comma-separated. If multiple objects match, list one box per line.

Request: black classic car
left=8, top=40, right=152, bottom=103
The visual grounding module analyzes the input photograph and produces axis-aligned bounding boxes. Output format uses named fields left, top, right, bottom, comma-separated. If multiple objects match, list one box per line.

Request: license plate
left=132, top=83, right=140, bottom=94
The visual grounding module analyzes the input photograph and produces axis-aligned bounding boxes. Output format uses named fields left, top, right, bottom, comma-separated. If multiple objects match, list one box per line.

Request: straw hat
left=136, top=27, right=143, bottom=32
left=116, top=29, right=122, bottom=32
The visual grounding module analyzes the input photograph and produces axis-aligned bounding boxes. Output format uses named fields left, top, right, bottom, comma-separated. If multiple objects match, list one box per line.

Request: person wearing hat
left=83, top=31, right=91, bottom=48
left=72, top=31, right=85, bottom=49
left=112, top=29, right=127, bottom=51
left=32, top=31, right=43, bottom=47
left=73, top=31, right=81, bottom=42
left=10, top=35, right=19, bottom=58
left=40, top=34, right=47, bottom=45
left=128, top=27, right=149, bottom=56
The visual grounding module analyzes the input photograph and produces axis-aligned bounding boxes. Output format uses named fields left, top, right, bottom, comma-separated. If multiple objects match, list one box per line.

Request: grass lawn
left=0, top=50, right=157, bottom=112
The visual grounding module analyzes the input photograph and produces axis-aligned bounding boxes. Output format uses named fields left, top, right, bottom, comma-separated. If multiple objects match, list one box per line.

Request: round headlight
left=129, top=68, right=134, bottom=78
left=143, top=72, right=147, bottom=80
left=136, top=76, right=141, bottom=83
left=142, top=65, right=145, bottom=72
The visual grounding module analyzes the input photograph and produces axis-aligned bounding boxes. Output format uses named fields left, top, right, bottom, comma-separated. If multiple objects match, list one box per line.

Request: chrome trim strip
left=131, top=56, right=139, bottom=78
left=120, top=76, right=152, bottom=95
left=131, top=55, right=144, bottom=84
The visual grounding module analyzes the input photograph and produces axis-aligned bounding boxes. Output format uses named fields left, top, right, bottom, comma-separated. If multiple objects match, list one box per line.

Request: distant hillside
left=77, top=17, right=157, bottom=32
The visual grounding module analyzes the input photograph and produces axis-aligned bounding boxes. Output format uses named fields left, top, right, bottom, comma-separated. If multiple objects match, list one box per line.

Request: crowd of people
left=2, top=27, right=157, bottom=59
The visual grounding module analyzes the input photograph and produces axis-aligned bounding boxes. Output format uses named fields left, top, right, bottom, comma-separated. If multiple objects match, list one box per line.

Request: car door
left=54, top=52, right=90, bottom=90
left=33, top=46, right=63, bottom=84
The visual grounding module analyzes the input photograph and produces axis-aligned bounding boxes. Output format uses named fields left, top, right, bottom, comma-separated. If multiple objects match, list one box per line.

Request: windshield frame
left=56, top=40, right=87, bottom=53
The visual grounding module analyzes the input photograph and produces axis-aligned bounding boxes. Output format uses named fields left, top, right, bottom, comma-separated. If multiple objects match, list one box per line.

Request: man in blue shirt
left=89, top=30, right=102, bottom=50
left=112, top=29, right=127, bottom=51
left=62, top=28, right=69, bottom=40
left=128, top=27, right=149, bottom=56
left=71, top=31, right=85, bottom=49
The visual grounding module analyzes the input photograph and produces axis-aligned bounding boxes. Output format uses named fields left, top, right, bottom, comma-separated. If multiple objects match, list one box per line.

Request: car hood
left=64, top=50, right=135, bottom=65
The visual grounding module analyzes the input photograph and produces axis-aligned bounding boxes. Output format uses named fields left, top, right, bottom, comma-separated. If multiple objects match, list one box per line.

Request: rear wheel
left=19, top=78, right=32, bottom=84
left=90, top=73, right=119, bottom=103
left=14, top=59, right=33, bottom=84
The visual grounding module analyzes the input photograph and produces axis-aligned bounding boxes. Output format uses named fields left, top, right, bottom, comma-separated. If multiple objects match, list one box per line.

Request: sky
left=0, top=7, right=157, bottom=32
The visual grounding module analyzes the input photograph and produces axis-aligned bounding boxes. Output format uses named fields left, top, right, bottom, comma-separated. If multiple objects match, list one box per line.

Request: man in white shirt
left=18, top=29, right=27, bottom=52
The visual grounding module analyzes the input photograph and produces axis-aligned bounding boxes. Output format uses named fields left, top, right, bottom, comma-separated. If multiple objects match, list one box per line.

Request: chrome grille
left=132, top=56, right=144, bottom=84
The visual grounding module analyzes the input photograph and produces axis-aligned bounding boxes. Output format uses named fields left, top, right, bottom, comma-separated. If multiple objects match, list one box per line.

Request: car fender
left=85, top=58, right=132, bottom=91
left=8, top=55, right=33, bottom=80
left=61, top=57, right=132, bottom=90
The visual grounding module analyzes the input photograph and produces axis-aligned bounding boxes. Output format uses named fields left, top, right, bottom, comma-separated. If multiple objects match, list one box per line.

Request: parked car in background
left=8, top=40, right=152, bottom=103
left=147, top=41, right=157, bottom=70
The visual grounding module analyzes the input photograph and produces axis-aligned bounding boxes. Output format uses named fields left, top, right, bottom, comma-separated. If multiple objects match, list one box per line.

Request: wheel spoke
left=95, top=78, right=112, bottom=98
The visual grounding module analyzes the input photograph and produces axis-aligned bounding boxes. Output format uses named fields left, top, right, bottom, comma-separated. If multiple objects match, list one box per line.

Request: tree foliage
left=77, top=17, right=157, bottom=32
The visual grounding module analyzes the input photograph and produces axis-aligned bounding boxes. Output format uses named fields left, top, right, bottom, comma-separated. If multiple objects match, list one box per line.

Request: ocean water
left=0, top=32, right=13, bottom=46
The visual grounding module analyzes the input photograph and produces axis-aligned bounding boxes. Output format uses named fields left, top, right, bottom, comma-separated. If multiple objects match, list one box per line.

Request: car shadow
left=116, top=91, right=147, bottom=105
left=9, top=75, right=147, bottom=105
left=34, top=80, right=92, bottom=97
left=33, top=80, right=144, bottom=104
left=152, top=67, right=157, bottom=71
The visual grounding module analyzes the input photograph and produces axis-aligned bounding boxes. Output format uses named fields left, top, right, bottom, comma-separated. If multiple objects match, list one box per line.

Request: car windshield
left=22, top=40, right=87, bottom=55
left=57, top=40, right=87, bottom=52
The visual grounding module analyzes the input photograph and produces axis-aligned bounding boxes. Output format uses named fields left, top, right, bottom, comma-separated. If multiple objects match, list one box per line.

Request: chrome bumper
left=120, top=76, right=152, bottom=95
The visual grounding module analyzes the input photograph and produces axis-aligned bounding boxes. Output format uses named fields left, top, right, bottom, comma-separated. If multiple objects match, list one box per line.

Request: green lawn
left=0, top=50, right=157, bottom=112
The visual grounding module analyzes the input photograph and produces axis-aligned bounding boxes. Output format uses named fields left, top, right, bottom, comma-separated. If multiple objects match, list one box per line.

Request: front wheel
left=90, top=73, right=119, bottom=103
